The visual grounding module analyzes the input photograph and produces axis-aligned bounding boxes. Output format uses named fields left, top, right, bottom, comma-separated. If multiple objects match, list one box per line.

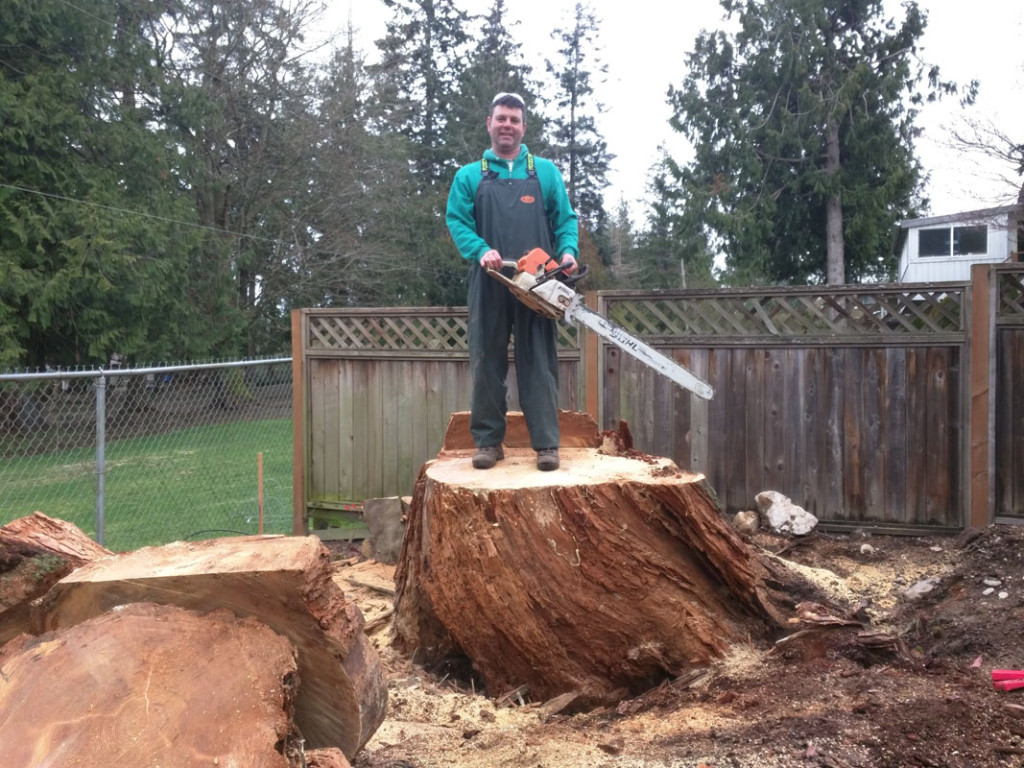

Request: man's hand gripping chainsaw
left=486, top=248, right=714, bottom=400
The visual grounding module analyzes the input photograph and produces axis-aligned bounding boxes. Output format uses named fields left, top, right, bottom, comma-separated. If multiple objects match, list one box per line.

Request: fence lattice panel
left=601, top=284, right=966, bottom=342
left=306, top=308, right=579, bottom=353
left=997, top=269, right=1024, bottom=324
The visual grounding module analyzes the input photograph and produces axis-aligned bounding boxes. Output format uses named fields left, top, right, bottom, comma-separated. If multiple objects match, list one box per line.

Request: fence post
left=291, top=309, right=307, bottom=536
left=95, top=374, right=107, bottom=545
left=968, top=263, right=993, bottom=528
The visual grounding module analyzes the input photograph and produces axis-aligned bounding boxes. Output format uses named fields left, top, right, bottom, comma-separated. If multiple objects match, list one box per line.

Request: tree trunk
left=825, top=115, right=845, bottom=285
left=0, top=512, right=111, bottom=645
left=28, top=535, right=387, bottom=757
left=394, top=412, right=821, bottom=705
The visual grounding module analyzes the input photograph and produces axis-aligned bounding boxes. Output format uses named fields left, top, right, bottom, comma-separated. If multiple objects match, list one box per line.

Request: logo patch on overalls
left=520, top=195, right=535, bottom=204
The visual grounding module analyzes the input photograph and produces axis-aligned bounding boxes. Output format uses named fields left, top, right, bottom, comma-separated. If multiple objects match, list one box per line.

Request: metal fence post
left=95, top=374, right=106, bottom=545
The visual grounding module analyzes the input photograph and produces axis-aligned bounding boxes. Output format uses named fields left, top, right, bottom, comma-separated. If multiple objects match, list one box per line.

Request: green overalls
left=468, top=155, right=560, bottom=451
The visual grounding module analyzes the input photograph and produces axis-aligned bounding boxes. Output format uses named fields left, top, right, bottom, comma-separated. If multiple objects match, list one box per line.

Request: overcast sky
left=331, top=0, right=1024, bottom=218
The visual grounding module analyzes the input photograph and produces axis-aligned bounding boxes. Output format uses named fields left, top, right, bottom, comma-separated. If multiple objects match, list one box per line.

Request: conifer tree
left=666, top=0, right=972, bottom=285
left=545, top=3, right=613, bottom=236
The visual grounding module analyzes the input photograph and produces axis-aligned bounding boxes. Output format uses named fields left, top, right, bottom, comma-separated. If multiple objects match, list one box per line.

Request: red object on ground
left=994, top=679, right=1024, bottom=692
left=992, top=669, right=1024, bottom=681
left=991, top=670, right=1024, bottom=691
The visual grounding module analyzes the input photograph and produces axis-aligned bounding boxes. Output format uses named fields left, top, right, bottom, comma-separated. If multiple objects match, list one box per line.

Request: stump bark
left=28, top=534, right=387, bottom=756
left=394, top=411, right=819, bottom=704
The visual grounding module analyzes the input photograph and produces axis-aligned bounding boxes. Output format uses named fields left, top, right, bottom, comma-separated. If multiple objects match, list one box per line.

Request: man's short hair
left=490, top=92, right=526, bottom=117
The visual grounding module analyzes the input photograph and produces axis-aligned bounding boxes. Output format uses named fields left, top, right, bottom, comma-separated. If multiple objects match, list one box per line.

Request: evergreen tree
left=545, top=3, right=613, bottom=236
left=157, top=0, right=322, bottom=355
left=446, top=0, right=550, bottom=169
left=0, top=0, right=200, bottom=367
left=633, top=158, right=716, bottom=289
left=665, top=0, right=972, bottom=285
left=371, top=0, right=471, bottom=186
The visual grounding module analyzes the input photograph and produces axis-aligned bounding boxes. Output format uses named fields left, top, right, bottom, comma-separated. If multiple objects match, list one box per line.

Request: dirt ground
left=332, top=523, right=1024, bottom=768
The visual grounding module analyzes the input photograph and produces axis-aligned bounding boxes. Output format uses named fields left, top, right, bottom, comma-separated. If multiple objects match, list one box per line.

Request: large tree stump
left=394, top=412, right=822, bottom=704
left=28, top=535, right=387, bottom=757
left=0, top=602, right=301, bottom=767
left=0, top=512, right=111, bottom=645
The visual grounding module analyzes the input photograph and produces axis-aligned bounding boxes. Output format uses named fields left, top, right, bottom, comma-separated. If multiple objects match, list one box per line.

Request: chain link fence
left=0, top=358, right=293, bottom=551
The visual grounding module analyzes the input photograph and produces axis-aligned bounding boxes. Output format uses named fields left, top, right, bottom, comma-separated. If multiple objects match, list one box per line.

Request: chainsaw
left=487, top=248, right=714, bottom=400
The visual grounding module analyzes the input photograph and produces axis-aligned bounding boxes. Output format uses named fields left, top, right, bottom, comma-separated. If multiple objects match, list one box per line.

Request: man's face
left=486, top=105, right=526, bottom=158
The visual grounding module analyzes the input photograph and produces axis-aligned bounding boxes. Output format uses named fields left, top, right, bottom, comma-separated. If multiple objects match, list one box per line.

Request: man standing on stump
left=446, top=92, right=580, bottom=472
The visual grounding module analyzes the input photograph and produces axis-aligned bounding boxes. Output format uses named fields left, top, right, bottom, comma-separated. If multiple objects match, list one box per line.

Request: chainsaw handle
left=491, top=259, right=588, bottom=286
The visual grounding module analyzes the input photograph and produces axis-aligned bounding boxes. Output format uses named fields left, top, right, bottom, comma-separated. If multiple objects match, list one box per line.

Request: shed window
left=918, top=225, right=988, bottom=258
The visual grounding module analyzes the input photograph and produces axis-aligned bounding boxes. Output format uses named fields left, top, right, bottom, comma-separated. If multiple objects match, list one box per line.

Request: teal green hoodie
left=446, top=144, right=579, bottom=263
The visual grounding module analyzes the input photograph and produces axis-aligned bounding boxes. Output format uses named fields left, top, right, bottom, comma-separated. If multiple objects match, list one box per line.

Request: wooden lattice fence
left=598, top=284, right=968, bottom=530
left=291, top=265, right=1024, bottom=533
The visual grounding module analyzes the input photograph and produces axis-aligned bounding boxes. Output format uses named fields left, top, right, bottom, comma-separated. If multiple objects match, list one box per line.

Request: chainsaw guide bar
left=485, top=251, right=715, bottom=400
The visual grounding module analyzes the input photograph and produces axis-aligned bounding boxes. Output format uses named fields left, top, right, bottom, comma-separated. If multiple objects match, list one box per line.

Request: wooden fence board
left=366, top=361, right=384, bottom=499
left=862, top=348, right=886, bottom=520
left=764, top=349, right=786, bottom=493
left=905, top=349, right=927, bottom=524
left=842, top=351, right=865, bottom=521
left=823, top=347, right=845, bottom=520
left=884, top=349, right=909, bottom=525
left=741, top=349, right=764, bottom=510
left=380, top=362, right=399, bottom=499
left=924, top=347, right=954, bottom=526
left=395, top=360, right=415, bottom=500
left=785, top=349, right=807, bottom=506
left=800, top=349, right=824, bottom=517
left=707, top=350, right=733, bottom=507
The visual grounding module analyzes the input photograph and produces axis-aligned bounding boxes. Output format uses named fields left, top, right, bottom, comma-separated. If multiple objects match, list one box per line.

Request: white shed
left=894, top=204, right=1021, bottom=283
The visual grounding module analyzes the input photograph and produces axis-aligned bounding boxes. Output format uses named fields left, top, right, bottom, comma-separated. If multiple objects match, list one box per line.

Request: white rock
left=860, top=543, right=876, bottom=555
left=983, top=578, right=1002, bottom=587
left=754, top=491, right=818, bottom=536
left=999, top=591, right=1009, bottom=599
left=904, top=577, right=941, bottom=601
left=983, top=587, right=995, bottom=596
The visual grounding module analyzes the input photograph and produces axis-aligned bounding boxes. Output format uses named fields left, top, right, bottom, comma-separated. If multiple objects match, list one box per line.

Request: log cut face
left=29, top=535, right=386, bottom=756
left=394, top=413, right=805, bottom=704
left=0, top=602, right=299, bottom=768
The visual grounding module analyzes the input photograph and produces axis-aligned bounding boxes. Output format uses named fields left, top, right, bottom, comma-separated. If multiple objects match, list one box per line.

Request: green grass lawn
left=1, top=418, right=294, bottom=551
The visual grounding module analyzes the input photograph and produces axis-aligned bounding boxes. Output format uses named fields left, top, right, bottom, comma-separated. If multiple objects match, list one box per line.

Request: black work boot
left=472, top=445, right=504, bottom=469
left=536, top=447, right=559, bottom=471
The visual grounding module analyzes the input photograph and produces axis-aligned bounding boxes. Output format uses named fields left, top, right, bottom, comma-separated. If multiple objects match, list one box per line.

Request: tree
left=445, top=0, right=550, bottom=169
left=0, top=0, right=200, bottom=367
left=155, top=0, right=326, bottom=356
left=632, top=157, right=716, bottom=289
left=371, top=0, right=471, bottom=186
left=545, top=3, right=613, bottom=236
left=665, top=0, right=972, bottom=285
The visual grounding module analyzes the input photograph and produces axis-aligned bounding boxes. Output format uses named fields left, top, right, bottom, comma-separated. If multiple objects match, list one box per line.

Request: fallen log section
left=1, top=602, right=302, bottom=767
left=394, top=411, right=828, bottom=705
left=17, top=532, right=387, bottom=758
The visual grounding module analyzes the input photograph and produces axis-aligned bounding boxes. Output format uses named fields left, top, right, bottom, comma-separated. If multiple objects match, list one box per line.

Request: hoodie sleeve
left=536, top=158, right=580, bottom=258
left=445, top=164, right=490, bottom=262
